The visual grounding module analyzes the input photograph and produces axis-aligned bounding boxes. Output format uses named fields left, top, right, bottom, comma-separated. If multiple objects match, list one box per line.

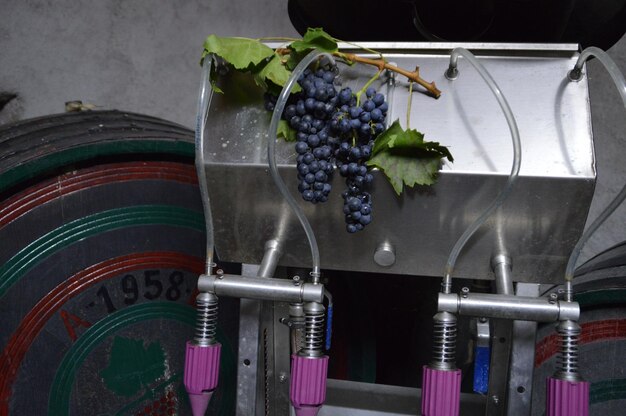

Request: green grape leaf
left=253, top=53, right=299, bottom=91
left=208, top=62, right=224, bottom=94
left=289, top=28, right=338, bottom=54
left=100, top=336, right=166, bottom=397
left=277, top=120, right=297, bottom=141
left=285, top=49, right=309, bottom=71
left=202, top=35, right=275, bottom=69
left=371, top=119, right=405, bottom=155
left=211, top=81, right=224, bottom=94
left=368, top=152, right=443, bottom=194
left=368, top=120, right=453, bottom=194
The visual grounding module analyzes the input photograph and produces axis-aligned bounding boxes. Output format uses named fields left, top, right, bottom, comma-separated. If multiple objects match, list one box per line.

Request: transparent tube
left=442, top=48, right=522, bottom=293
left=195, top=57, right=216, bottom=275
left=268, top=51, right=335, bottom=282
left=565, top=47, right=626, bottom=295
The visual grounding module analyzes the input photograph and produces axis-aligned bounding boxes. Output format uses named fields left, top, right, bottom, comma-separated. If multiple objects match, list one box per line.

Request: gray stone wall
left=0, top=0, right=298, bottom=126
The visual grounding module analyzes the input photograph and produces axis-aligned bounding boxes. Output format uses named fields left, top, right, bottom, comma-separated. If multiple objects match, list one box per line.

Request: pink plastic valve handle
left=546, top=377, right=589, bottom=416
left=421, top=366, right=462, bottom=416
left=290, top=354, right=329, bottom=416
left=184, top=341, right=221, bottom=416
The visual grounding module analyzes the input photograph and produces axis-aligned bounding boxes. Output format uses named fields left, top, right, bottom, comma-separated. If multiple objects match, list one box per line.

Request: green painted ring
left=0, top=205, right=204, bottom=299
left=48, top=302, right=235, bottom=415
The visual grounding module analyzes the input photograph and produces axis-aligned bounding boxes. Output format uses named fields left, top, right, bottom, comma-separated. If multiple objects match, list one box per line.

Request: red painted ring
left=0, top=251, right=203, bottom=415
left=0, top=161, right=197, bottom=227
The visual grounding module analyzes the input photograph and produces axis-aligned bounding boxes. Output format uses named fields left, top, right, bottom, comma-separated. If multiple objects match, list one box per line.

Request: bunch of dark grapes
left=282, top=67, right=340, bottom=203
left=266, top=65, right=389, bottom=233
left=330, top=87, right=388, bottom=232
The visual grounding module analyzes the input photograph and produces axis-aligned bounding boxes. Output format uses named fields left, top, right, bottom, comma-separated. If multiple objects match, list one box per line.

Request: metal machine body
left=203, top=43, right=594, bottom=284
left=199, top=43, right=596, bottom=415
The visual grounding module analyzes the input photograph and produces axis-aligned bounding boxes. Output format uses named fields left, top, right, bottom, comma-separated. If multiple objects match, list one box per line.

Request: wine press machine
left=180, top=42, right=626, bottom=416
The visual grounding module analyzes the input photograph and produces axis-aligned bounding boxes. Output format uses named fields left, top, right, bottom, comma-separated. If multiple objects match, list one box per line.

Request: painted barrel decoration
left=533, top=244, right=626, bottom=415
left=0, top=111, right=238, bottom=415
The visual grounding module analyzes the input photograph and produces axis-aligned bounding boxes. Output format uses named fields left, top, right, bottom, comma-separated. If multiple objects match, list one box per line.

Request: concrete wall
left=1, top=0, right=625, bottom=264
left=0, top=0, right=298, bottom=127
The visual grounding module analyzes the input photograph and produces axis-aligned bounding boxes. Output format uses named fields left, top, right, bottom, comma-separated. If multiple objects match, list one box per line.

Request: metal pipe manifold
left=198, top=273, right=325, bottom=304
left=438, top=292, right=579, bottom=322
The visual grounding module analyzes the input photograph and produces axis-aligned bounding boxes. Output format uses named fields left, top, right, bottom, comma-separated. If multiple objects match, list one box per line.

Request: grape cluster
left=283, top=67, right=339, bottom=203
left=263, top=92, right=278, bottom=111
left=330, top=87, right=388, bottom=232
left=269, top=65, right=389, bottom=232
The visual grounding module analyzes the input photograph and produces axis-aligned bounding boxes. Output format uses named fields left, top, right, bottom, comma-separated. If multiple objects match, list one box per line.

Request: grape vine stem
left=341, top=53, right=441, bottom=99
left=275, top=48, right=441, bottom=99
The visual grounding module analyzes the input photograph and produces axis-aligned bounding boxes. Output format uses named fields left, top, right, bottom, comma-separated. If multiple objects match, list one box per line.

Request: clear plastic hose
left=268, top=50, right=335, bottom=282
left=195, top=56, right=216, bottom=275
left=565, top=47, right=626, bottom=294
left=442, top=48, right=522, bottom=293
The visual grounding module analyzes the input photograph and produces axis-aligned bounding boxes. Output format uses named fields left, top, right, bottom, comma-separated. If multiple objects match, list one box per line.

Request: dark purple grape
left=298, top=163, right=309, bottom=175
left=295, top=142, right=308, bottom=154
left=362, top=100, right=376, bottom=112
left=303, top=153, right=315, bottom=164
left=373, top=93, right=385, bottom=106
left=371, top=108, right=383, bottom=122
left=284, top=105, right=297, bottom=119
left=339, top=88, right=352, bottom=103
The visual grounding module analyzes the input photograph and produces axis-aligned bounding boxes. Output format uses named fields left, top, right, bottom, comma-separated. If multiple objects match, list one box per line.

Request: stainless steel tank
left=201, top=42, right=595, bottom=284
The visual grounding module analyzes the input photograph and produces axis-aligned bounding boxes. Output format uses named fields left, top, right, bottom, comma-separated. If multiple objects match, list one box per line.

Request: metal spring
left=431, top=312, right=457, bottom=370
left=194, top=292, right=219, bottom=344
left=556, top=320, right=581, bottom=379
left=303, top=310, right=325, bottom=356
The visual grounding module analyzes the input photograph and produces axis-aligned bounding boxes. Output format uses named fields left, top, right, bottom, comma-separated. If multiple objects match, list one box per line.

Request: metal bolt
left=279, top=317, right=295, bottom=328
left=549, top=293, right=558, bottom=303
left=279, top=372, right=288, bottom=383
left=461, top=287, right=470, bottom=298
left=216, top=269, right=224, bottom=278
